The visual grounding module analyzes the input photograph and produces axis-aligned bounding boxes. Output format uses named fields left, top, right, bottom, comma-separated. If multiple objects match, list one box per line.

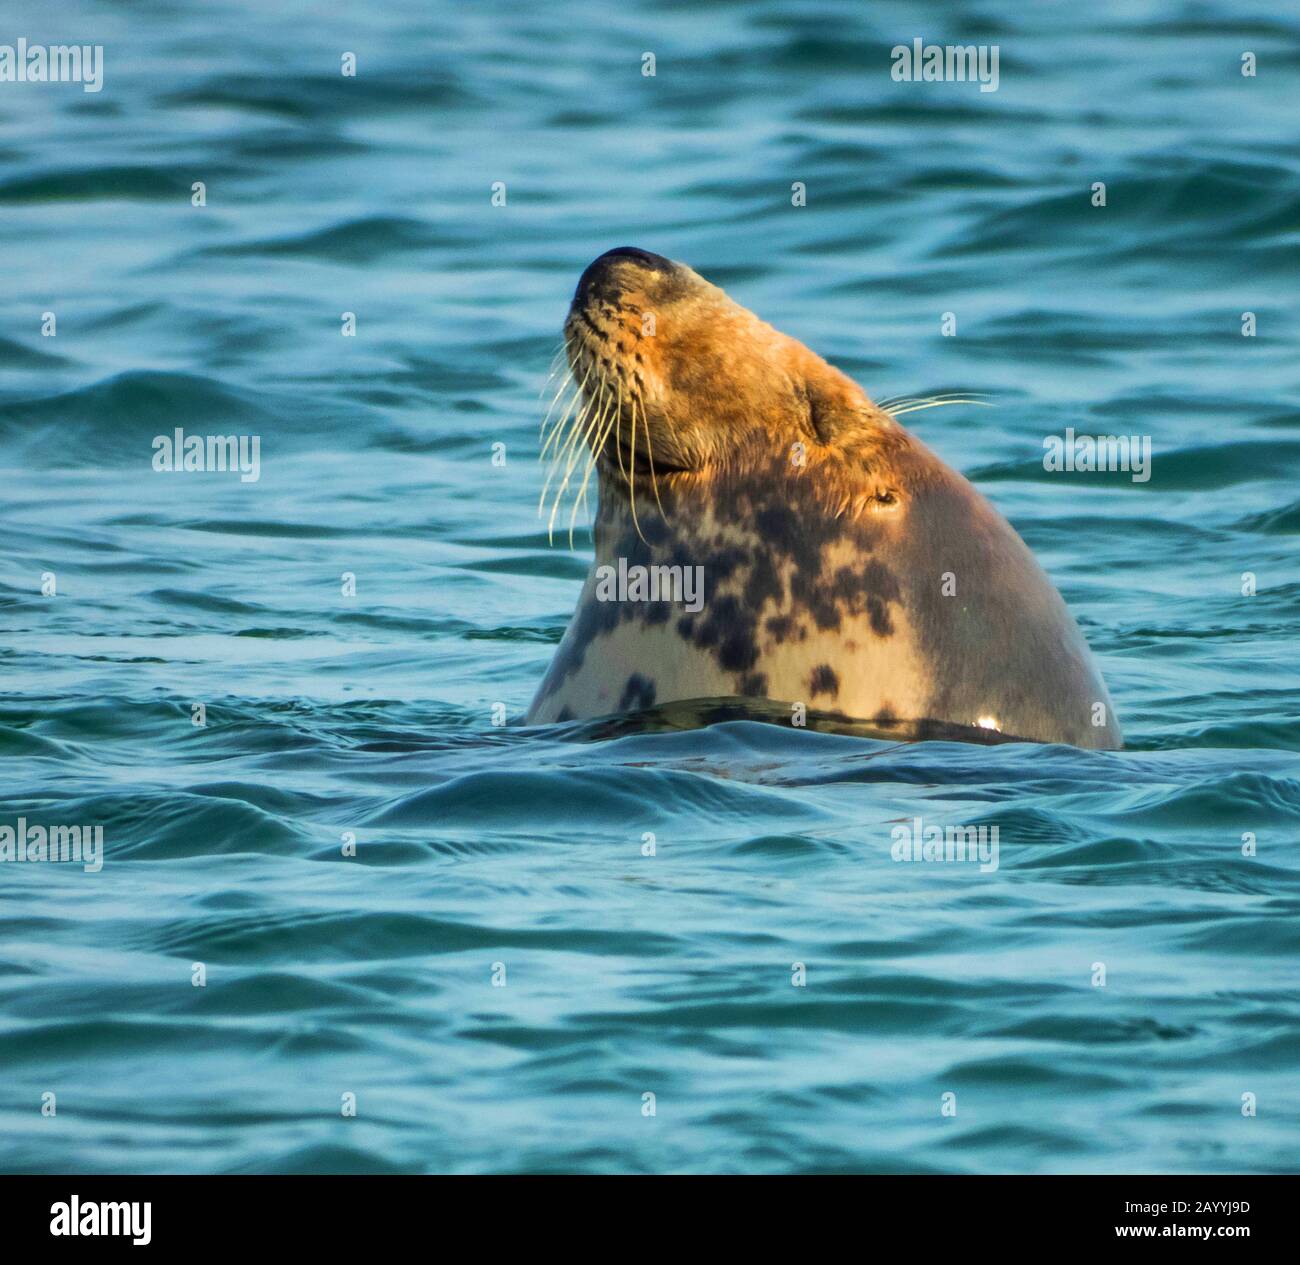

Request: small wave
left=0, top=370, right=284, bottom=466
left=200, top=215, right=439, bottom=264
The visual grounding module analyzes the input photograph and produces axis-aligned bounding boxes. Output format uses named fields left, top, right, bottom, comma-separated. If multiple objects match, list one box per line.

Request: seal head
left=528, top=248, right=1121, bottom=750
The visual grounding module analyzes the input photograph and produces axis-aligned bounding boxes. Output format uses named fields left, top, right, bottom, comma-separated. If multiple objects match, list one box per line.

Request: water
left=1, top=0, right=1298, bottom=1174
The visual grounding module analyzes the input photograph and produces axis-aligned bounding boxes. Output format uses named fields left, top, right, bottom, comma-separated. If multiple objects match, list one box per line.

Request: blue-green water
left=2, top=0, right=1298, bottom=1173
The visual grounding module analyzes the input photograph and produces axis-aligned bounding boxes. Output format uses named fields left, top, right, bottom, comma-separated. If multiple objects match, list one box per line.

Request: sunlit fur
left=540, top=254, right=961, bottom=539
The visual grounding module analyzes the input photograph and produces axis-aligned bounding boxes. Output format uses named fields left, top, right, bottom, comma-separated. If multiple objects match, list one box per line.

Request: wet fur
left=528, top=250, right=1121, bottom=749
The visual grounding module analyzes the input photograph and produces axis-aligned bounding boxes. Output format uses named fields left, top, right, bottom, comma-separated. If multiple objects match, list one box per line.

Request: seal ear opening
left=807, top=388, right=838, bottom=445
left=803, top=369, right=893, bottom=447
left=804, top=377, right=863, bottom=445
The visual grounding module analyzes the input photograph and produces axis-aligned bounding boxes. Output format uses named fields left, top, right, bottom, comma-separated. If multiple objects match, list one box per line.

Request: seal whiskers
left=568, top=380, right=622, bottom=546
left=538, top=359, right=597, bottom=515
left=546, top=373, right=614, bottom=543
left=563, top=380, right=620, bottom=546
left=625, top=372, right=646, bottom=544
left=539, top=358, right=591, bottom=462
left=537, top=378, right=578, bottom=465
left=637, top=392, right=667, bottom=518
left=887, top=395, right=994, bottom=417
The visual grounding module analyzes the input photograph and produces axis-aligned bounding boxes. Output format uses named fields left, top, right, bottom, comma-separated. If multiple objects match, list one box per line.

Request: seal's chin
left=597, top=422, right=693, bottom=480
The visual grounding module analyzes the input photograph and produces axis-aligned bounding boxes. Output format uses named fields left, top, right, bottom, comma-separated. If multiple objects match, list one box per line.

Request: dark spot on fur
left=718, top=627, right=759, bottom=672
left=859, top=560, right=901, bottom=636
left=755, top=503, right=800, bottom=541
left=742, top=547, right=781, bottom=611
left=808, top=664, right=840, bottom=699
left=618, top=673, right=657, bottom=712
left=681, top=593, right=760, bottom=672
left=766, top=614, right=795, bottom=642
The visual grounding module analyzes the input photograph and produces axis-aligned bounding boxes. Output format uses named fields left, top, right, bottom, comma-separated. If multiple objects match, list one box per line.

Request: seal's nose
left=574, top=246, right=674, bottom=305
left=597, top=246, right=672, bottom=270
